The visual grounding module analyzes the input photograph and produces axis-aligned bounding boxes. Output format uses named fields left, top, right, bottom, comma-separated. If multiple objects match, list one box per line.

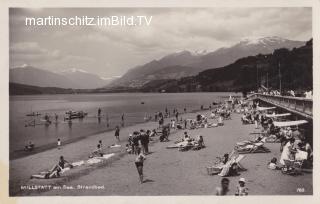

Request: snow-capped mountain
left=109, top=36, right=305, bottom=88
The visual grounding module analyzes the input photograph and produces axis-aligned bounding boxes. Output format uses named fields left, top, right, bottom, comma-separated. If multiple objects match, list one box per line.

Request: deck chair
left=206, top=154, right=246, bottom=176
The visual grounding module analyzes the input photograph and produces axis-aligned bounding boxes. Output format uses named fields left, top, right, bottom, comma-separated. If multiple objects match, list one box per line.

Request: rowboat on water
left=64, top=111, right=88, bottom=120
left=26, top=112, right=41, bottom=117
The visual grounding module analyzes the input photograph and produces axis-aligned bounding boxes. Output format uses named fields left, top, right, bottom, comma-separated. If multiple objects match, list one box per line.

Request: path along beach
left=10, top=109, right=312, bottom=196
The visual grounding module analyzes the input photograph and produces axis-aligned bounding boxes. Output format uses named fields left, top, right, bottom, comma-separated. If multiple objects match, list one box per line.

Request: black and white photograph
left=1, top=0, right=319, bottom=201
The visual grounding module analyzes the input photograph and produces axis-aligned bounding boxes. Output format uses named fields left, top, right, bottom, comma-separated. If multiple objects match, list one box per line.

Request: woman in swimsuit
left=135, top=148, right=146, bottom=184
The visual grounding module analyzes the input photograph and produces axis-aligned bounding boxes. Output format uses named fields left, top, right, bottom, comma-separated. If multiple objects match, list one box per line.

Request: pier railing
left=250, top=93, right=313, bottom=119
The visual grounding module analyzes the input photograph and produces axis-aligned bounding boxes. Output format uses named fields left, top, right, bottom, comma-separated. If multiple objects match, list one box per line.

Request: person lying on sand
left=234, top=141, right=266, bottom=153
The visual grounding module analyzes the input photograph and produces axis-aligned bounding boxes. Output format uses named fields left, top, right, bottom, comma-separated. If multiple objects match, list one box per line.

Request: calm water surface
left=10, top=92, right=239, bottom=156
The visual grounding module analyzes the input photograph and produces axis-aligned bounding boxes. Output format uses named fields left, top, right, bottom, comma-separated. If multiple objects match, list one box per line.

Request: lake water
left=9, top=92, right=239, bottom=158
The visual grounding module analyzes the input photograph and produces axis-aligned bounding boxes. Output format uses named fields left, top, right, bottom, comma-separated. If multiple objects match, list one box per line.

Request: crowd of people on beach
left=237, top=100, right=313, bottom=174
left=27, top=95, right=312, bottom=195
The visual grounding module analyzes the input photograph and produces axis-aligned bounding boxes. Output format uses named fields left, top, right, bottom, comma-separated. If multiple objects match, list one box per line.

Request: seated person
left=193, top=135, right=205, bottom=150
left=235, top=141, right=264, bottom=153
left=90, top=144, right=103, bottom=158
left=160, top=128, right=169, bottom=142
left=218, top=116, right=224, bottom=125
left=125, top=144, right=133, bottom=154
left=197, top=135, right=204, bottom=147
left=24, top=141, right=35, bottom=151
left=242, top=114, right=250, bottom=123
left=31, top=156, right=73, bottom=179
left=182, top=131, right=190, bottom=141
left=268, top=157, right=279, bottom=170
left=149, top=129, right=158, bottom=137
left=218, top=162, right=239, bottom=177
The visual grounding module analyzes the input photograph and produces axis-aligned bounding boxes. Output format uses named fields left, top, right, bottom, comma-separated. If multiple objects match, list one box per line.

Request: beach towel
left=109, top=144, right=121, bottom=148
left=72, top=160, right=85, bottom=167
left=87, top=158, right=103, bottom=164
left=87, top=153, right=115, bottom=164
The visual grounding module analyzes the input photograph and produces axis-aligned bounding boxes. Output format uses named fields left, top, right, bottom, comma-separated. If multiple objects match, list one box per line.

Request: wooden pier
left=249, top=93, right=313, bottom=120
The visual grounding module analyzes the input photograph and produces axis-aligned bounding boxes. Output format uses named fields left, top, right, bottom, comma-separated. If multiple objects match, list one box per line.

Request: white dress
left=280, top=142, right=292, bottom=165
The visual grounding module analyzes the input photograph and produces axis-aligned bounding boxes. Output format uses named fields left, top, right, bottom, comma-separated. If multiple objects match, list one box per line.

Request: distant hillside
left=140, top=39, right=313, bottom=93
left=10, top=66, right=110, bottom=89
left=109, top=36, right=305, bottom=88
left=9, top=83, right=139, bottom=95
left=9, top=83, right=76, bottom=95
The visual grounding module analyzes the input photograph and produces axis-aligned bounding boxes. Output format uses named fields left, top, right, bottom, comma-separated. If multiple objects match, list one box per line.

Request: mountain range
left=108, top=36, right=305, bottom=88
left=9, top=36, right=305, bottom=90
left=139, top=39, right=313, bottom=94
left=9, top=66, right=112, bottom=89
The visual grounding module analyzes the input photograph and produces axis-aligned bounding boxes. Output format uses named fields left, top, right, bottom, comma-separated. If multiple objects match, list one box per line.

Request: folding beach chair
left=206, top=154, right=246, bottom=176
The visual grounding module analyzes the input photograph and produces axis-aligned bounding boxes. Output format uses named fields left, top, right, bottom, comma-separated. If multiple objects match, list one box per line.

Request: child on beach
left=268, top=157, right=279, bottom=170
left=235, top=178, right=249, bottom=196
left=115, top=126, right=120, bottom=142
left=99, top=140, right=103, bottom=149
left=135, top=149, right=146, bottom=184
left=57, top=138, right=61, bottom=149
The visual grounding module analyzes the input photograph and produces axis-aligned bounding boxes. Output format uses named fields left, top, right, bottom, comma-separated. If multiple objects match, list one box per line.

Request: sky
left=9, top=7, right=312, bottom=79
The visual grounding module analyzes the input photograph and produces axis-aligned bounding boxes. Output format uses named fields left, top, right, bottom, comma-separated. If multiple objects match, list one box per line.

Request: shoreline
left=9, top=110, right=211, bottom=196
left=10, top=107, right=313, bottom=196
left=10, top=106, right=218, bottom=160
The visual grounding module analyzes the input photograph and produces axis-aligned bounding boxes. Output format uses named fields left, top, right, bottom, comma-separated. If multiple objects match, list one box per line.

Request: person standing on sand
left=216, top=178, right=230, bottom=196
left=106, top=113, right=109, bottom=127
left=98, top=140, right=103, bottom=149
left=115, top=126, right=120, bottom=143
left=184, top=119, right=188, bottom=129
left=135, top=148, right=146, bottom=184
left=121, top=113, right=125, bottom=127
left=57, top=138, right=61, bottom=149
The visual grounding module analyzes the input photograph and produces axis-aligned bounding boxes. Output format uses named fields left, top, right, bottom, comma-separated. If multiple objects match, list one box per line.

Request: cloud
left=10, top=41, right=95, bottom=71
left=9, top=7, right=312, bottom=77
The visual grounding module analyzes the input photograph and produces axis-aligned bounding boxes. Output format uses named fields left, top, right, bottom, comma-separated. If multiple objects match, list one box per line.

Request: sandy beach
left=10, top=111, right=312, bottom=196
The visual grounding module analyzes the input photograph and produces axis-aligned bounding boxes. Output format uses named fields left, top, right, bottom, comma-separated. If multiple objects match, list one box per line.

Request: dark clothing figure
left=115, top=126, right=120, bottom=142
